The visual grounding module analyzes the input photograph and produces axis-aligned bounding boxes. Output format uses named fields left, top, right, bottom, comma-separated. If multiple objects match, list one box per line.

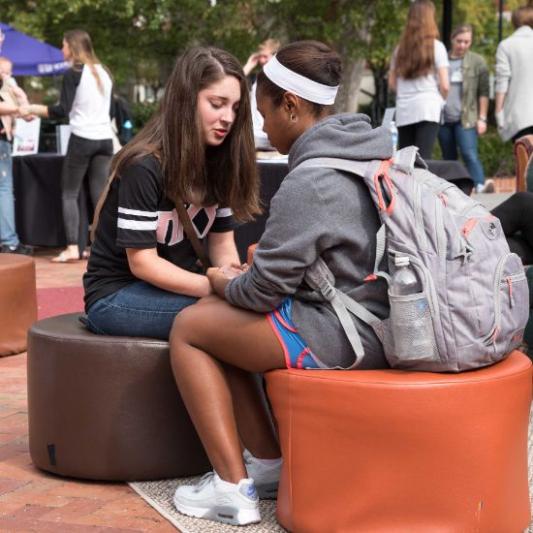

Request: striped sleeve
left=209, top=206, right=239, bottom=233
left=116, top=161, right=161, bottom=248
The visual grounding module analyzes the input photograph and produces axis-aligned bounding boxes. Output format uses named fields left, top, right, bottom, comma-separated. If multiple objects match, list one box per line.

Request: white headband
left=262, top=55, right=339, bottom=105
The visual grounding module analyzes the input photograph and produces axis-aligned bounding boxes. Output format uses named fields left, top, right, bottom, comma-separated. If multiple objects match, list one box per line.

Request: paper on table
left=12, top=117, right=41, bottom=156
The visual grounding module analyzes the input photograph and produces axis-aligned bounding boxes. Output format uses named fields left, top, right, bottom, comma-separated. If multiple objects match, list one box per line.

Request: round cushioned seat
left=266, top=351, right=532, bottom=533
left=0, top=254, right=37, bottom=356
left=515, top=134, right=533, bottom=192
left=27, top=313, right=210, bottom=481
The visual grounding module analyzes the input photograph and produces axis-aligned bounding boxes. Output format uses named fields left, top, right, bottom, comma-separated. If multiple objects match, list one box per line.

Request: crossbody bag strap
left=175, top=201, right=212, bottom=272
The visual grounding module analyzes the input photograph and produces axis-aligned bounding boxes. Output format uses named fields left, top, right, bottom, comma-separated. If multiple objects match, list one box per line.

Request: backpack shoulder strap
left=303, top=257, right=385, bottom=369
left=392, top=146, right=419, bottom=174
left=294, top=156, right=397, bottom=367
left=297, top=147, right=420, bottom=178
left=297, top=157, right=378, bottom=180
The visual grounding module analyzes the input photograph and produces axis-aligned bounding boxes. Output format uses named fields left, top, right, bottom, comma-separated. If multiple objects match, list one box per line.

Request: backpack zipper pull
left=506, top=277, right=514, bottom=308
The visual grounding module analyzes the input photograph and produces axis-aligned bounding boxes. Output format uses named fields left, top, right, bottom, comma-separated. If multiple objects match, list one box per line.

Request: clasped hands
left=207, top=263, right=249, bottom=297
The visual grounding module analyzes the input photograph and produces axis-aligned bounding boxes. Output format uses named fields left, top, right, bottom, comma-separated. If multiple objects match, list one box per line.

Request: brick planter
left=491, top=176, right=517, bottom=193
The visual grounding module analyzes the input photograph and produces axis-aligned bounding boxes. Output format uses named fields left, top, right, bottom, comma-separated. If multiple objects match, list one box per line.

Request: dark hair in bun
left=257, top=40, right=342, bottom=116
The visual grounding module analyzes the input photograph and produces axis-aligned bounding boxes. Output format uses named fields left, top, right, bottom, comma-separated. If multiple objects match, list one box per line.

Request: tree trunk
left=334, top=58, right=366, bottom=114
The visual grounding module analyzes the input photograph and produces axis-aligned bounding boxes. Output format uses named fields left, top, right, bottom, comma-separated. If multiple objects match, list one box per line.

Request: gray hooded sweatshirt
left=226, top=113, right=394, bottom=369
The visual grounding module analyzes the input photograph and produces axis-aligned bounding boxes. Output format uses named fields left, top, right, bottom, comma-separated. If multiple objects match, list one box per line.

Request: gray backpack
left=297, top=147, right=529, bottom=372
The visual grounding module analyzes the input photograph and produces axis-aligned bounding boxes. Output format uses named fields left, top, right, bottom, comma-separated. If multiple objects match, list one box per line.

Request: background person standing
left=0, top=57, right=33, bottom=255
left=388, top=0, right=449, bottom=159
left=495, top=4, right=533, bottom=143
left=23, top=29, right=114, bottom=263
left=438, top=24, right=489, bottom=193
left=243, top=38, right=280, bottom=150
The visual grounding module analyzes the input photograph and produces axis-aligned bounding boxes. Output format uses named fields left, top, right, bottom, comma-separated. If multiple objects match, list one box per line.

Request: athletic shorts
left=267, top=297, right=319, bottom=369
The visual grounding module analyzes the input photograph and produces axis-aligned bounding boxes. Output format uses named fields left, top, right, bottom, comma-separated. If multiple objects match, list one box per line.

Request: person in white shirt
left=23, top=30, right=113, bottom=263
left=243, top=39, right=280, bottom=150
left=495, top=5, right=533, bottom=143
left=388, top=0, right=449, bottom=159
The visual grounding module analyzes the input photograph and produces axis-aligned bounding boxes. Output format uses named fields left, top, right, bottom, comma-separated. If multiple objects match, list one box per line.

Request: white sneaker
left=173, top=471, right=261, bottom=526
left=243, top=449, right=282, bottom=499
left=481, top=179, right=495, bottom=193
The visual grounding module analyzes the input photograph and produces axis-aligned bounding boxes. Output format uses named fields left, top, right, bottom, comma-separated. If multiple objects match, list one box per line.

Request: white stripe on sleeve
left=117, top=218, right=158, bottom=231
left=118, top=207, right=158, bottom=217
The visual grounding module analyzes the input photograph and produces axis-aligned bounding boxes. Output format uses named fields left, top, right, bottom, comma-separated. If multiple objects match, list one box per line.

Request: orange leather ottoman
left=27, top=313, right=210, bottom=481
left=266, top=351, right=532, bottom=532
left=0, top=253, right=37, bottom=356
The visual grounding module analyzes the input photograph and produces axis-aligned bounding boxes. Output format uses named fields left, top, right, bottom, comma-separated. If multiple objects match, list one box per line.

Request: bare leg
left=223, top=365, right=279, bottom=458
left=169, top=296, right=285, bottom=484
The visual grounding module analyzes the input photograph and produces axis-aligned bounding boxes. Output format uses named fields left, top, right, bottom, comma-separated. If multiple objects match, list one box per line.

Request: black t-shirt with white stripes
left=83, top=155, right=237, bottom=311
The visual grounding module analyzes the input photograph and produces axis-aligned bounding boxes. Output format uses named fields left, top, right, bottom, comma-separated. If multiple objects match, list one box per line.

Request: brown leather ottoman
left=515, top=134, right=533, bottom=192
left=0, top=254, right=37, bottom=356
left=27, top=313, right=210, bottom=481
left=266, top=351, right=532, bottom=532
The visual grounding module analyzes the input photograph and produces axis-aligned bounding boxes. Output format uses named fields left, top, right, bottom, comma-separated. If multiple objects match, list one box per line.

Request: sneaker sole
left=256, top=481, right=278, bottom=499
left=173, top=496, right=261, bottom=526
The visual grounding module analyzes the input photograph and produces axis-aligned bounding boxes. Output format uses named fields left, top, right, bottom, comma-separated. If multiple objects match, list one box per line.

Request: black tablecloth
left=13, top=154, right=90, bottom=249
left=234, top=161, right=288, bottom=261
left=13, top=155, right=472, bottom=259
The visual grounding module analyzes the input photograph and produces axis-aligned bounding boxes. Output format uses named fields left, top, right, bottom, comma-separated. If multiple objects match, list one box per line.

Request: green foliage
left=478, top=126, right=514, bottom=177
left=431, top=126, right=514, bottom=178
left=0, top=0, right=414, bottom=110
left=131, top=101, right=158, bottom=133
left=0, top=0, right=526, bottom=119
left=453, top=0, right=524, bottom=68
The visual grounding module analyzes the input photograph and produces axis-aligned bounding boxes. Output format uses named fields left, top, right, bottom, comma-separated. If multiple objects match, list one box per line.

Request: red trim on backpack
left=373, top=159, right=395, bottom=216
left=506, top=277, right=513, bottom=307
left=364, top=274, right=378, bottom=282
left=462, top=218, right=478, bottom=237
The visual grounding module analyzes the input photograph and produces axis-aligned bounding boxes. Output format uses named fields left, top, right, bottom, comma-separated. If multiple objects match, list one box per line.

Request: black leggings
left=492, top=191, right=533, bottom=265
left=62, top=133, right=113, bottom=245
left=398, top=121, right=440, bottom=160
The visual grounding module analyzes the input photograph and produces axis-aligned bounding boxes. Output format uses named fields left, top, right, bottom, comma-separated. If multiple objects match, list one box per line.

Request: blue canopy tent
left=0, top=22, right=68, bottom=76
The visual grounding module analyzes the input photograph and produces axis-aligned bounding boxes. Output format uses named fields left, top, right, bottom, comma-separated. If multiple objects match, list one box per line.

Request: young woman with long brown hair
left=388, top=0, right=449, bottom=159
left=168, top=40, right=392, bottom=526
left=24, top=29, right=114, bottom=263
left=81, top=46, right=259, bottom=340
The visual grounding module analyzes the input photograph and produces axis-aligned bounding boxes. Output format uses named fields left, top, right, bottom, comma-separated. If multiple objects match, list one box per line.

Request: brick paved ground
left=0, top=250, right=178, bottom=532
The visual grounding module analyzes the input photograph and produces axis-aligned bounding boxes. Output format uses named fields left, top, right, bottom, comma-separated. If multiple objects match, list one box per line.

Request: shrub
left=477, top=126, right=514, bottom=177
left=131, top=101, right=158, bottom=133
left=432, top=125, right=514, bottom=178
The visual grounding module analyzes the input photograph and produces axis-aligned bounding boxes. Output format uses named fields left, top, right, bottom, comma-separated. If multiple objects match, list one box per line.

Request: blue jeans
left=438, top=122, right=485, bottom=187
left=86, top=281, right=198, bottom=340
left=0, top=140, right=19, bottom=247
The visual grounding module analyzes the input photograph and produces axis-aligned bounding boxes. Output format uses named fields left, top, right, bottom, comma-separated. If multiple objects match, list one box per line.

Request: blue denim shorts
left=86, top=280, right=198, bottom=340
left=267, top=298, right=319, bottom=369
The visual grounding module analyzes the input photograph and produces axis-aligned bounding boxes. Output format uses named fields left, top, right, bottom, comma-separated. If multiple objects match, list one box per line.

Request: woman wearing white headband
left=170, top=40, right=393, bottom=526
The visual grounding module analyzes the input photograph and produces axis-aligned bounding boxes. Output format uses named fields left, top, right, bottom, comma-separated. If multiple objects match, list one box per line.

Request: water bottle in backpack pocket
left=387, top=255, right=439, bottom=366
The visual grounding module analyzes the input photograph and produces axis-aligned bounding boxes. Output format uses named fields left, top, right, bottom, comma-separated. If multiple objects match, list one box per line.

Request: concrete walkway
left=471, top=192, right=512, bottom=211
